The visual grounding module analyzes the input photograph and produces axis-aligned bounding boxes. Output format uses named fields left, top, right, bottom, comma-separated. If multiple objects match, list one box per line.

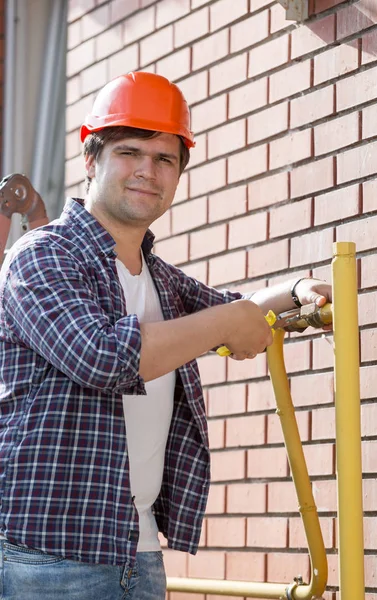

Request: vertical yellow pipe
left=332, top=241, right=365, bottom=600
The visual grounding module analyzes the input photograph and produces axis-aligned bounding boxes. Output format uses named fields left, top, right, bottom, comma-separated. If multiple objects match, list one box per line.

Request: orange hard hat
left=80, top=72, right=195, bottom=148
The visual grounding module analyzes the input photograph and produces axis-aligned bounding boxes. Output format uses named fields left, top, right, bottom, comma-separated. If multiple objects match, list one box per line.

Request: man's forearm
left=245, top=279, right=299, bottom=316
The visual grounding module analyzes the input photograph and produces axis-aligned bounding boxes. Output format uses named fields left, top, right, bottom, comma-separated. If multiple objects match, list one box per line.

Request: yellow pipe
left=332, top=242, right=365, bottom=600
left=167, top=328, right=328, bottom=599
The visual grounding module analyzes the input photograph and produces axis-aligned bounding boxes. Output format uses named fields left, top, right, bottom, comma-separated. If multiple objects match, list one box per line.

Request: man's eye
left=159, top=157, right=171, bottom=163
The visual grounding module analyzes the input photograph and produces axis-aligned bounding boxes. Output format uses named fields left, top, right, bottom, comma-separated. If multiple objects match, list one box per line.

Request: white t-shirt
left=116, top=254, right=175, bottom=552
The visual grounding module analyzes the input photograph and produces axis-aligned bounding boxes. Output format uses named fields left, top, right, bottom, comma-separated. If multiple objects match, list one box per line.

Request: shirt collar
left=62, top=197, right=155, bottom=257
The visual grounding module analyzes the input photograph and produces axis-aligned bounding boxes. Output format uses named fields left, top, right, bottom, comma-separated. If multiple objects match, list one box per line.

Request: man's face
left=85, top=133, right=181, bottom=228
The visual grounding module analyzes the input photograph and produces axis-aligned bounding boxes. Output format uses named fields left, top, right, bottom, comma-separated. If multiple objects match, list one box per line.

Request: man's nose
left=134, top=156, right=157, bottom=180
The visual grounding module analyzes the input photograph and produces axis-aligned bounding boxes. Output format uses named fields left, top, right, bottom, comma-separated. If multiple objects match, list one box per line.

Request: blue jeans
left=0, top=540, right=166, bottom=599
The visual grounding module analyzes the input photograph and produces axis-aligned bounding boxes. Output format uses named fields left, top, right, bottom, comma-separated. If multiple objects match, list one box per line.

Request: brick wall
left=66, top=0, right=377, bottom=597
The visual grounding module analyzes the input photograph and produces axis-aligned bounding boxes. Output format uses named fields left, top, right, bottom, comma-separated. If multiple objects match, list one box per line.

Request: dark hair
left=83, top=126, right=190, bottom=192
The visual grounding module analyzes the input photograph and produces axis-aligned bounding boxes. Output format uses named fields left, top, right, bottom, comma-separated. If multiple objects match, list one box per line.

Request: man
left=0, top=72, right=331, bottom=600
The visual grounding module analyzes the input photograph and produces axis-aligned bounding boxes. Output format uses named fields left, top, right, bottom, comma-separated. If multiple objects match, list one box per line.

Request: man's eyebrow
left=113, top=143, right=179, bottom=161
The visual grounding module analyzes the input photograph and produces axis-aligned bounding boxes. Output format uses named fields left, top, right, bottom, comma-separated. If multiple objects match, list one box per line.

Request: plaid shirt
left=0, top=197, right=241, bottom=566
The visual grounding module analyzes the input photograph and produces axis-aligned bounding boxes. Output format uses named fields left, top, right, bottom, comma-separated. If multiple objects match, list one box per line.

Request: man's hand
left=293, top=278, right=332, bottom=308
left=223, top=299, right=273, bottom=361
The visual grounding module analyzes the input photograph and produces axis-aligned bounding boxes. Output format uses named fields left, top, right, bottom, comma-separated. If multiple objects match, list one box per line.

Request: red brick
left=312, top=479, right=337, bottom=512
left=208, top=419, right=225, bottom=450
left=164, top=548, right=188, bottom=578
left=174, top=7, right=209, bottom=47
left=315, top=112, right=360, bottom=157
left=154, top=234, right=188, bottom=265
left=282, top=339, right=311, bottom=373
left=81, top=60, right=108, bottom=96
left=192, top=29, right=228, bottom=70
left=156, top=0, right=190, bottom=28
left=291, top=85, right=334, bottom=128
left=192, top=0, right=209, bottom=5
left=156, top=47, right=191, bottom=81
left=172, top=197, right=207, bottom=234
left=82, top=4, right=110, bottom=41
left=208, top=185, right=247, bottom=224
left=227, top=482, right=266, bottom=514
left=226, top=414, right=265, bottom=448
left=337, top=65, right=377, bottom=111
left=68, top=0, right=95, bottom=23
left=363, top=478, right=377, bottom=511
left=208, top=383, right=247, bottom=417
left=289, top=516, right=334, bottom=549
left=182, top=260, right=208, bottom=284
left=248, top=172, right=289, bottom=209
left=361, top=329, right=377, bottom=363
left=190, top=224, right=227, bottom=261
left=226, top=551, right=266, bottom=582
left=178, top=71, right=209, bottom=106
left=270, top=3, right=290, bottom=33
left=123, top=7, right=154, bottom=45
left=314, top=184, right=359, bottom=226
left=361, top=253, right=377, bottom=289
left=228, top=78, right=268, bottom=119
left=290, top=372, right=334, bottom=407
left=152, top=210, right=170, bottom=241
left=363, top=178, right=377, bottom=213
left=270, top=129, right=312, bottom=170
left=267, top=410, right=310, bottom=444
left=95, top=25, right=122, bottom=60
left=208, top=250, right=247, bottom=286
left=359, top=291, right=377, bottom=327
left=314, top=40, right=359, bottom=85
left=108, top=45, right=139, bottom=80
left=270, top=198, right=312, bottom=238
left=230, top=11, right=269, bottom=53
left=365, top=556, right=377, bottom=589
left=361, top=402, right=377, bottom=438
left=247, top=381, right=276, bottom=412
left=248, top=102, right=288, bottom=145
left=228, top=145, right=268, bottom=184
left=248, top=34, right=289, bottom=78
left=311, top=406, right=335, bottom=441
left=362, top=29, right=377, bottom=65
left=206, top=484, right=226, bottom=514
left=315, top=0, right=344, bottom=12
left=269, top=60, right=311, bottom=103
left=210, top=0, right=248, bottom=32
left=312, top=333, right=334, bottom=370
left=302, top=443, right=334, bottom=476
left=208, top=120, right=246, bottom=160
left=191, top=95, right=227, bottom=132
left=267, top=551, right=310, bottom=583
left=337, top=1, right=377, bottom=39
left=291, top=156, right=334, bottom=199
left=207, top=517, right=246, bottom=547
left=190, top=159, right=226, bottom=196
left=337, top=214, right=377, bottom=253
left=363, top=440, right=377, bottom=473
left=211, top=450, right=246, bottom=482
left=110, top=0, right=139, bottom=24
left=188, top=133, right=206, bottom=169
left=188, top=550, right=225, bottom=579
left=65, top=131, right=80, bottom=160
left=291, top=15, right=335, bottom=59
left=248, top=239, right=289, bottom=277
left=247, top=516, right=288, bottom=548
left=290, top=227, right=334, bottom=268
left=174, top=172, right=189, bottom=204
left=363, top=103, right=377, bottom=139
left=227, top=353, right=267, bottom=381
left=210, top=54, right=247, bottom=95
left=228, top=212, right=267, bottom=250
left=251, top=0, right=273, bottom=9
left=197, top=353, right=226, bottom=386
left=67, top=39, right=95, bottom=77
left=140, top=26, right=173, bottom=66
left=68, top=21, right=81, bottom=50
left=247, top=447, right=288, bottom=478
left=65, top=154, right=85, bottom=187
left=268, top=481, right=299, bottom=513
left=361, top=365, right=377, bottom=400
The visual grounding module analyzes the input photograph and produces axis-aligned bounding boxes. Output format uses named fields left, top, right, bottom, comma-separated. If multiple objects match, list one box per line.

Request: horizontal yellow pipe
left=167, top=577, right=288, bottom=597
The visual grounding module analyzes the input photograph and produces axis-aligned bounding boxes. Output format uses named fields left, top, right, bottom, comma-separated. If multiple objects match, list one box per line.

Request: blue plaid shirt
left=0, top=198, right=241, bottom=566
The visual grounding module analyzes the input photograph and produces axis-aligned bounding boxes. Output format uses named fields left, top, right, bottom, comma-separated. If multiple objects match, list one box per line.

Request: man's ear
left=85, top=154, right=96, bottom=178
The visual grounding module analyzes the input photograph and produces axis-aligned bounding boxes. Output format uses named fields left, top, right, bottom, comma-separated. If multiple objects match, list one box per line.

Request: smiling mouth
left=126, top=187, right=159, bottom=196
